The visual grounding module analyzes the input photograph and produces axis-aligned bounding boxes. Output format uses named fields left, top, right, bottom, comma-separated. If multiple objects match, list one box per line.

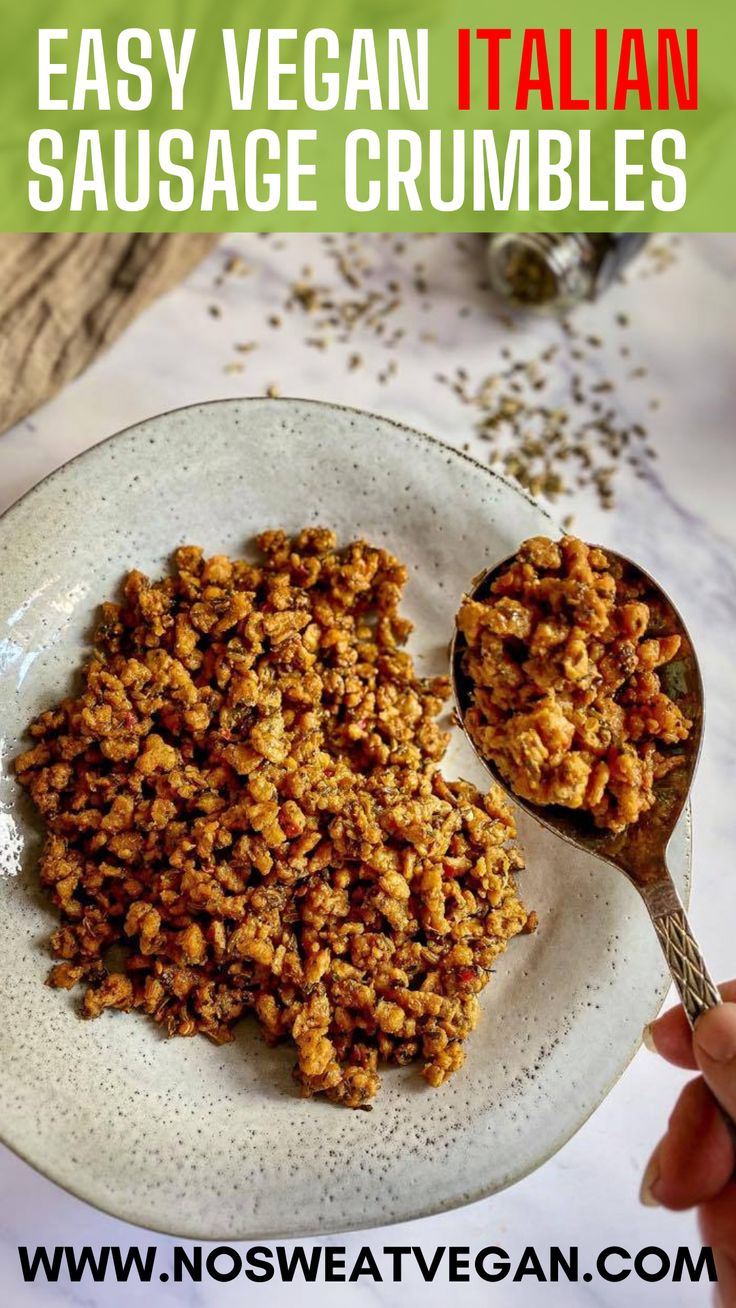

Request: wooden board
left=0, top=233, right=218, bottom=434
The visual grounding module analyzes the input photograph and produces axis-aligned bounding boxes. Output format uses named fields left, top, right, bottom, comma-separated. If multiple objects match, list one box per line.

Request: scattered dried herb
left=211, top=233, right=672, bottom=513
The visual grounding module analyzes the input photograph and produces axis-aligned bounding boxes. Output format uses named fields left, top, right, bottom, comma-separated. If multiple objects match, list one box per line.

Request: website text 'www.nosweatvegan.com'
left=17, top=1242, right=717, bottom=1288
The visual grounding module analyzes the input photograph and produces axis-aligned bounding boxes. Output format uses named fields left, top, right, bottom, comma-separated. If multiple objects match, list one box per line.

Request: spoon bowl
left=451, top=547, right=703, bottom=886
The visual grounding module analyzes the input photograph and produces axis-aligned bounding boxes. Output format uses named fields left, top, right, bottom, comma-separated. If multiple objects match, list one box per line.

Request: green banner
left=0, top=0, right=733, bottom=230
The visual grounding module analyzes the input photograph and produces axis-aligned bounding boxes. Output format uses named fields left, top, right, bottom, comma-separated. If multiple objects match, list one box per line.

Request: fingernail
left=639, top=1154, right=662, bottom=1207
left=715, top=1249, right=736, bottom=1307
left=695, top=1005, right=736, bottom=1064
left=642, top=1022, right=658, bottom=1053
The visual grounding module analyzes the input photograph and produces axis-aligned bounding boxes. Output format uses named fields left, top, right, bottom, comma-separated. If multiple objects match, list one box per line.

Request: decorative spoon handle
left=642, top=876, right=736, bottom=1155
left=641, top=878, right=721, bottom=1027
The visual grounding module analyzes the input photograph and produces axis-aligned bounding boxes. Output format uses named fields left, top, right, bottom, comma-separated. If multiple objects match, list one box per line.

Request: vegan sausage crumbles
left=15, top=528, right=534, bottom=1108
left=457, top=534, right=692, bottom=833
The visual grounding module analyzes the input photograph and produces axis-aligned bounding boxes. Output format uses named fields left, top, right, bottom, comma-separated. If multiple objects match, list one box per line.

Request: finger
left=714, top=1250, right=736, bottom=1308
left=698, top=1186, right=736, bottom=1308
left=694, top=1003, right=736, bottom=1123
left=645, top=982, right=736, bottom=1070
left=640, top=1077, right=734, bottom=1211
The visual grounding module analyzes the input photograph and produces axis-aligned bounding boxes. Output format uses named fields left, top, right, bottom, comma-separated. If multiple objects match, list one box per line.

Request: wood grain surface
left=0, top=233, right=218, bottom=434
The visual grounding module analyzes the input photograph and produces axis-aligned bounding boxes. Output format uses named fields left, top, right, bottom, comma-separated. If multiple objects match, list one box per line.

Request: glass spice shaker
left=485, top=233, right=648, bottom=311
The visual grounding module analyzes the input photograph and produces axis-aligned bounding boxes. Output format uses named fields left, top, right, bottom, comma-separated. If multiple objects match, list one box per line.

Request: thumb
left=693, top=1003, right=736, bottom=1124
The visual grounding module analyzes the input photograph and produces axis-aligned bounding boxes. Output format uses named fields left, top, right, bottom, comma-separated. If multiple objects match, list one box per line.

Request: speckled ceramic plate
left=0, top=398, right=689, bottom=1239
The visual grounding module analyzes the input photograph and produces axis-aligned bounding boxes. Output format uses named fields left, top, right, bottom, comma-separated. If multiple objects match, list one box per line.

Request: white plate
left=0, top=398, right=688, bottom=1239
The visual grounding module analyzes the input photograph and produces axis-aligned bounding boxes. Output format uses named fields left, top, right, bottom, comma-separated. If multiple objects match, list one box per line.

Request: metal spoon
left=450, top=545, right=722, bottom=1036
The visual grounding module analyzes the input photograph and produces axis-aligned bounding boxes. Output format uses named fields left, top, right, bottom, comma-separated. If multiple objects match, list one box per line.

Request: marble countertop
left=1, top=232, right=734, bottom=1308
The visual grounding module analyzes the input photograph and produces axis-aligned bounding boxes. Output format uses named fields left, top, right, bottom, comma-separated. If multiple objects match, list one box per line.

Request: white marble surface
left=1, top=233, right=735, bottom=1306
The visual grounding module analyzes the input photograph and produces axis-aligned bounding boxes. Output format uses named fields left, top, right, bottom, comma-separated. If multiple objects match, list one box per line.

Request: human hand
left=642, top=983, right=736, bottom=1307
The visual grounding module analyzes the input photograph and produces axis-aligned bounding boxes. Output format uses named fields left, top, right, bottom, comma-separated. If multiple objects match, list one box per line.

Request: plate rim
left=0, top=393, right=551, bottom=536
left=0, top=395, right=690, bottom=1239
